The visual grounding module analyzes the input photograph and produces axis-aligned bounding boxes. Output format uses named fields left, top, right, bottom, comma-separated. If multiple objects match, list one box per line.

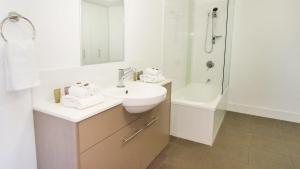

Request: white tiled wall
left=163, top=0, right=191, bottom=90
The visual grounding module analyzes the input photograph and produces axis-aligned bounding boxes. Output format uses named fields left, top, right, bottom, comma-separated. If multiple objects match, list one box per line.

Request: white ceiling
left=84, top=0, right=123, bottom=6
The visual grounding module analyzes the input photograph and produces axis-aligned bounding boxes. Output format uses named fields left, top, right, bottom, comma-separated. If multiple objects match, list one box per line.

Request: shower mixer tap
left=206, top=79, right=211, bottom=84
left=206, top=61, right=215, bottom=70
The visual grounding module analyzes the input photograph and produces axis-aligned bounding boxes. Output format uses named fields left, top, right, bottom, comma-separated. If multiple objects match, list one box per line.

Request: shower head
left=212, top=7, right=218, bottom=17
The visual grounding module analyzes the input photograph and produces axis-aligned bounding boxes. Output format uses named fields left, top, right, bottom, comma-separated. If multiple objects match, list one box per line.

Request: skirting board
left=226, top=102, right=300, bottom=123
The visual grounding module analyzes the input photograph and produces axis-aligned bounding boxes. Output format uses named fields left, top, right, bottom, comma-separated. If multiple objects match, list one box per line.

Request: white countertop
left=33, top=79, right=171, bottom=123
left=33, top=97, right=123, bottom=123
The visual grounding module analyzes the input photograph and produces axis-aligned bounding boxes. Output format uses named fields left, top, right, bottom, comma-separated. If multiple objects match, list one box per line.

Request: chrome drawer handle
left=122, top=117, right=159, bottom=144
left=122, top=128, right=144, bottom=144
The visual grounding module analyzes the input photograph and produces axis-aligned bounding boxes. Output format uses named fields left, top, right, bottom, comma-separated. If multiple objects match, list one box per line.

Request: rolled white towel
left=140, top=74, right=165, bottom=83
left=61, top=94, right=105, bottom=109
left=85, top=83, right=101, bottom=96
left=144, top=68, right=160, bottom=76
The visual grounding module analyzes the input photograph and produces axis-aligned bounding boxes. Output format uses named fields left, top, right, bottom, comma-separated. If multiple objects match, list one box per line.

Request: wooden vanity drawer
left=139, top=106, right=160, bottom=125
left=80, top=118, right=144, bottom=169
left=78, top=105, right=139, bottom=153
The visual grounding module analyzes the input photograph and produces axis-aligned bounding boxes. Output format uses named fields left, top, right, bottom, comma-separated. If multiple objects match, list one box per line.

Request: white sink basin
left=103, top=82, right=167, bottom=113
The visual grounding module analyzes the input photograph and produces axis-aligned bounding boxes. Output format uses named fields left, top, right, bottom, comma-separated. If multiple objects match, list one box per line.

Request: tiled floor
left=147, top=112, right=300, bottom=169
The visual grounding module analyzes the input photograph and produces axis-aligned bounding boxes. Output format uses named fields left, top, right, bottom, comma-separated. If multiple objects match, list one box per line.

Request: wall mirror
left=81, top=0, right=124, bottom=65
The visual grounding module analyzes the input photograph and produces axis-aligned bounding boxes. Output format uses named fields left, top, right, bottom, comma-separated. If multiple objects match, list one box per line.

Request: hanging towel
left=3, top=40, right=40, bottom=91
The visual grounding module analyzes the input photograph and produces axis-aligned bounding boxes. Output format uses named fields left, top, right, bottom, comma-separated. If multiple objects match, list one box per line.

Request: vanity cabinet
left=34, top=82, right=171, bottom=169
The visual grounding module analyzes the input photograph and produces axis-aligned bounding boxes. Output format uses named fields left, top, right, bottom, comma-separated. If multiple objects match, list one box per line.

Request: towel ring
left=0, top=12, right=36, bottom=42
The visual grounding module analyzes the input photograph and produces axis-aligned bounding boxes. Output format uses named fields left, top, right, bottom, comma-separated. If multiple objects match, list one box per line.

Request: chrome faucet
left=117, top=67, right=134, bottom=88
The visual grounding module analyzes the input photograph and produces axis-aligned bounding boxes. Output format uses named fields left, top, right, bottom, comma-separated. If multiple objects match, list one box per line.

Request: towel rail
left=0, top=11, right=36, bottom=42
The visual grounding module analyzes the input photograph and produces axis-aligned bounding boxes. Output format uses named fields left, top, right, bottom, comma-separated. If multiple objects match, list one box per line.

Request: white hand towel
left=61, top=95, right=105, bottom=109
left=4, top=40, right=40, bottom=91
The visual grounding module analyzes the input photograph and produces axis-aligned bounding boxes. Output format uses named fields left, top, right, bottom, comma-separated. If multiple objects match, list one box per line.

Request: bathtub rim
left=172, top=94, right=223, bottom=111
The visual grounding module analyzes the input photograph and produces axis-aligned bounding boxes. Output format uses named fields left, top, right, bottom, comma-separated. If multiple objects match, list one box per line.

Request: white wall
left=0, top=0, right=165, bottom=169
left=163, top=0, right=191, bottom=90
left=33, top=0, right=82, bottom=69
left=227, top=0, right=300, bottom=122
left=125, top=0, right=164, bottom=68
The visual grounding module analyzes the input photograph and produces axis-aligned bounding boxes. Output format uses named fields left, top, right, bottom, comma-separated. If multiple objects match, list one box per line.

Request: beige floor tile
left=246, top=165, right=269, bottom=169
left=163, top=145, right=207, bottom=168
left=221, top=112, right=252, bottom=133
left=147, top=154, right=167, bottom=169
left=212, top=159, right=249, bottom=169
left=211, top=143, right=249, bottom=164
left=153, top=162, right=187, bottom=169
left=279, top=120, right=300, bottom=143
left=285, top=141, right=300, bottom=157
left=249, top=148, right=293, bottom=169
left=196, top=153, right=249, bottom=169
left=249, top=134, right=290, bottom=156
left=215, top=127, right=252, bottom=147
left=163, top=152, right=206, bottom=169
left=291, top=155, right=300, bottom=169
left=249, top=117, right=284, bottom=139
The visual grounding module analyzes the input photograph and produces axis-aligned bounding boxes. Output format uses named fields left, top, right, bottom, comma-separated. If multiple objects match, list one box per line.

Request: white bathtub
left=171, top=83, right=226, bottom=145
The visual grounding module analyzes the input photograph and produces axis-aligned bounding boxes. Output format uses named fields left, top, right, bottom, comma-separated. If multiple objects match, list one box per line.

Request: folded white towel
left=4, top=40, right=40, bottom=91
left=61, top=94, right=105, bottom=109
